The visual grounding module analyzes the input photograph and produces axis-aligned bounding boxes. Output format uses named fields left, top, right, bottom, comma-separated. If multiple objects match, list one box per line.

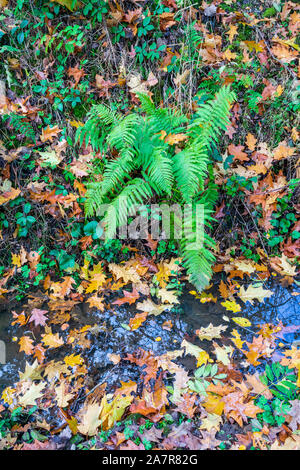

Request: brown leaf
left=40, top=125, right=62, bottom=143
left=228, top=144, right=249, bottom=162
left=112, top=288, right=140, bottom=306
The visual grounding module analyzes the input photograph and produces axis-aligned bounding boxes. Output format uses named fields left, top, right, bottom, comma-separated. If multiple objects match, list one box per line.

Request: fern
left=76, top=87, right=236, bottom=291
left=2, top=113, right=35, bottom=143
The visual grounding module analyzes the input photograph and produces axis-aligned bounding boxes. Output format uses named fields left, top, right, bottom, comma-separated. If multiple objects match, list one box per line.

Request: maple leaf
left=50, top=276, right=76, bottom=298
left=29, top=308, right=48, bottom=327
left=223, top=49, right=237, bottom=61
left=157, top=288, right=179, bottom=304
left=226, top=24, right=238, bottom=43
left=19, top=336, right=34, bottom=355
left=11, top=253, right=21, bottom=267
left=37, top=148, right=62, bottom=168
left=155, top=258, right=181, bottom=287
left=11, top=310, right=27, bottom=326
left=200, top=413, right=223, bottom=432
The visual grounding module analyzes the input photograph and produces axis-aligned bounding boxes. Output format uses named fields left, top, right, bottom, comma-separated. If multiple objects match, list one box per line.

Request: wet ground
left=0, top=280, right=299, bottom=394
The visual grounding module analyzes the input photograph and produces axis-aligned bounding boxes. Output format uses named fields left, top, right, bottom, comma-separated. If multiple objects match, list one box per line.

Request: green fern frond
left=84, top=182, right=103, bottom=217
left=135, top=92, right=156, bottom=115
left=182, top=245, right=215, bottom=292
left=106, top=114, right=141, bottom=152
left=180, top=203, right=216, bottom=291
left=145, top=146, right=174, bottom=196
left=81, top=86, right=235, bottom=292
left=2, top=114, right=35, bottom=142
left=102, top=178, right=154, bottom=239
left=189, top=86, right=236, bottom=150
left=173, top=145, right=208, bottom=203
left=75, top=104, right=121, bottom=151
left=101, top=151, right=135, bottom=196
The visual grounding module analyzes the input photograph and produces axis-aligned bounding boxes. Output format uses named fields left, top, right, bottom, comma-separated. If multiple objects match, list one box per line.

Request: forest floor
left=0, top=0, right=299, bottom=451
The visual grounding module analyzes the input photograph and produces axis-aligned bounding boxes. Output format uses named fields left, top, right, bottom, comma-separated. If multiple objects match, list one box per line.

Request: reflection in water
left=0, top=281, right=299, bottom=392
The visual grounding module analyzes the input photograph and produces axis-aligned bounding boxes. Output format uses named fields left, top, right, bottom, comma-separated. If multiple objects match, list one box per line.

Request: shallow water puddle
left=0, top=281, right=299, bottom=393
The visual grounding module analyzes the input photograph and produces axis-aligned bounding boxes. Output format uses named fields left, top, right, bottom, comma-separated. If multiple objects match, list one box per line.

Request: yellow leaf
left=223, top=49, right=237, bottom=61
left=203, top=393, right=224, bottom=416
left=231, top=329, right=245, bottom=349
left=221, top=300, right=241, bottom=313
left=0, top=187, right=21, bottom=206
left=197, top=350, right=210, bottom=367
left=12, top=253, right=21, bottom=267
left=226, top=24, right=238, bottom=43
left=232, top=317, right=251, bottom=327
left=64, top=353, right=84, bottom=367
left=69, top=119, right=84, bottom=128
left=1, top=387, right=15, bottom=405
left=165, top=133, right=188, bottom=145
